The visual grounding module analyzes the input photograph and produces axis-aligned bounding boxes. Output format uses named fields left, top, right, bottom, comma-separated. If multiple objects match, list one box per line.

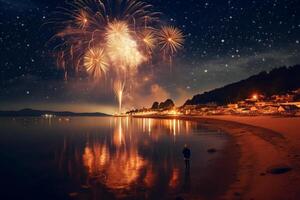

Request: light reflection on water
left=0, top=117, right=231, bottom=200
left=81, top=118, right=186, bottom=192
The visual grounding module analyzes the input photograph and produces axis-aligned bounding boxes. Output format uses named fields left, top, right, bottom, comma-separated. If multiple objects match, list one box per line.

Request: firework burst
left=50, top=0, right=184, bottom=112
left=139, top=29, right=156, bottom=53
left=105, top=21, right=145, bottom=73
left=84, top=47, right=108, bottom=80
left=157, top=26, right=184, bottom=55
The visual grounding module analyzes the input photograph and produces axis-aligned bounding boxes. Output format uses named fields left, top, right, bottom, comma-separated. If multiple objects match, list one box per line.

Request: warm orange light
left=252, top=94, right=258, bottom=100
left=168, top=168, right=179, bottom=188
left=82, top=143, right=146, bottom=190
left=168, top=109, right=180, bottom=116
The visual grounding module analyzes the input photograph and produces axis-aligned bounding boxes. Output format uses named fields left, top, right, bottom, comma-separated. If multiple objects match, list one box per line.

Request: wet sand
left=136, top=115, right=300, bottom=200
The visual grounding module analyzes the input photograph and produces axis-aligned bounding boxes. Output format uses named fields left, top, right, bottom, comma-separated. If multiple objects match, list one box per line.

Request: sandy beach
left=136, top=115, right=300, bottom=200
left=203, top=115, right=300, bottom=154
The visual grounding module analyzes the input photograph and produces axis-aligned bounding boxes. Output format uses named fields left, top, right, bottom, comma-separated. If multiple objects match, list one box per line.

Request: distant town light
left=252, top=94, right=258, bottom=100
left=168, top=109, right=180, bottom=116
left=42, top=114, right=55, bottom=118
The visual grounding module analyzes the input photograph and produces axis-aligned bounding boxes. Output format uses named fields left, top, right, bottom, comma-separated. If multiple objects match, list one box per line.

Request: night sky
left=1, top=0, right=300, bottom=114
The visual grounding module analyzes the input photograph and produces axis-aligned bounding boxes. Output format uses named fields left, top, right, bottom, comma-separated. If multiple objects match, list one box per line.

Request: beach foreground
left=137, top=115, right=300, bottom=200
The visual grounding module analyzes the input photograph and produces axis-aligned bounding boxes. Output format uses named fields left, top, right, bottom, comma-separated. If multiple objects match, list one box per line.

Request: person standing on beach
left=182, top=144, right=191, bottom=168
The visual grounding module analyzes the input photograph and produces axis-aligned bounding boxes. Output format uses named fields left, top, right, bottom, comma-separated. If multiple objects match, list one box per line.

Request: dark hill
left=0, top=108, right=109, bottom=117
left=159, top=99, right=175, bottom=109
left=185, top=65, right=300, bottom=105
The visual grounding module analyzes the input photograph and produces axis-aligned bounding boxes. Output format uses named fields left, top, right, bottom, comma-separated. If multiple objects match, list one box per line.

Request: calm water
left=0, top=117, right=234, bottom=200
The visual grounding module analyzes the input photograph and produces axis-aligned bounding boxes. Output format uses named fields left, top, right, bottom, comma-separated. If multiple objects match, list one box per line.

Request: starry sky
left=1, top=0, right=300, bottom=114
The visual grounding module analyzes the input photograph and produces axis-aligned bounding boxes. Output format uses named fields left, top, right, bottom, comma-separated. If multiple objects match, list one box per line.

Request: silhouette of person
left=182, top=144, right=191, bottom=168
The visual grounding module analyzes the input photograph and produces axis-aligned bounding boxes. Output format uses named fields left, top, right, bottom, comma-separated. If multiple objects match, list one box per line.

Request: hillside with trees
left=185, top=65, right=300, bottom=106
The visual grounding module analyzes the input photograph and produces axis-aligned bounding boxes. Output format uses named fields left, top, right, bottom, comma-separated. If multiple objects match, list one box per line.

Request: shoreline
left=134, top=115, right=300, bottom=199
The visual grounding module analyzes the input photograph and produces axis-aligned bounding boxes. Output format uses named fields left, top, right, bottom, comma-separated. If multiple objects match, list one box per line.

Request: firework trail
left=114, top=80, right=126, bottom=114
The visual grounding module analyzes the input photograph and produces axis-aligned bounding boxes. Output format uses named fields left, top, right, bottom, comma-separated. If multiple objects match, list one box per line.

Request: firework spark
left=84, top=47, right=109, bottom=79
left=75, top=10, right=89, bottom=29
left=157, top=26, right=184, bottom=55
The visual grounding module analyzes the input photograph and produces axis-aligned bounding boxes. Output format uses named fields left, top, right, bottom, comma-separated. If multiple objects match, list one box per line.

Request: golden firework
left=84, top=47, right=109, bottom=79
left=157, top=26, right=184, bottom=55
left=51, top=0, right=158, bottom=77
left=114, top=80, right=126, bottom=113
left=50, top=0, right=184, bottom=111
left=75, top=10, right=89, bottom=28
left=105, top=21, right=145, bottom=71
left=140, top=29, right=156, bottom=52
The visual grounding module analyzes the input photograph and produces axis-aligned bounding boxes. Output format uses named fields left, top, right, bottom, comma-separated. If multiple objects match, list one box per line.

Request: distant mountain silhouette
left=185, top=65, right=300, bottom=106
left=159, top=99, right=175, bottom=109
left=151, top=102, right=159, bottom=109
left=0, top=108, right=109, bottom=117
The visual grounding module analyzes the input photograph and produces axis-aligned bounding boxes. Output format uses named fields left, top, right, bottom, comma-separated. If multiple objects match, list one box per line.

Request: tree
left=151, top=102, right=159, bottom=110
left=159, top=99, right=175, bottom=109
